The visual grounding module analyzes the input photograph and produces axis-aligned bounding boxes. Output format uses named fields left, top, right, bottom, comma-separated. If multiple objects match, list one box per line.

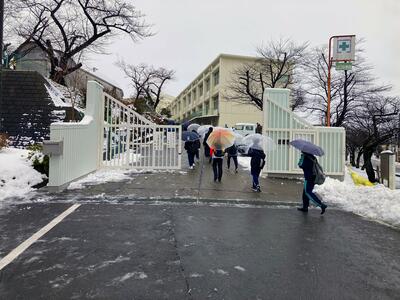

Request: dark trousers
left=251, top=169, right=261, bottom=188
left=195, top=150, right=199, bottom=160
left=227, top=155, right=238, bottom=169
left=204, top=145, right=210, bottom=157
left=187, top=152, right=195, bottom=166
left=302, top=180, right=324, bottom=208
left=212, top=158, right=223, bottom=181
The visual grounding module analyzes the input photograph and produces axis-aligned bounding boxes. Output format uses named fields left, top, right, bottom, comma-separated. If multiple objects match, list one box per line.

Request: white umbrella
left=197, top=125, right=213, bottom=137
left=187, top=123, right=200, bottom=132
left=243, top=133, right=276, bottom=151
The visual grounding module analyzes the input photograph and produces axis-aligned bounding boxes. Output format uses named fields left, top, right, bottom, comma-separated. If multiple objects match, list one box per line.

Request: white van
left=234, top=123, right=256, bottom=136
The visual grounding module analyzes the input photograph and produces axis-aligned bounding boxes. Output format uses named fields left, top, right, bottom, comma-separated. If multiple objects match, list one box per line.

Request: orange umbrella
left=206, top=127, right=235, bottom=150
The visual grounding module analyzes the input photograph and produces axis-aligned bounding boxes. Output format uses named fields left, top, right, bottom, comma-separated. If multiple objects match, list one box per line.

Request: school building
left=168, top=54, right=265, bottom=127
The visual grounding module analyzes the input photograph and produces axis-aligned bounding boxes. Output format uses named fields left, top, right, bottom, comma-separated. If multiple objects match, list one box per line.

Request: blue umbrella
left=182, top=131, right=200, bottom=141
left=290, top=139, right=324, bottom=156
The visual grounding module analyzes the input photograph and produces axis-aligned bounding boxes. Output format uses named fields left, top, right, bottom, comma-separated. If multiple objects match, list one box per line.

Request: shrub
left=27, top=143, right=49, bottom=178
left=0, top=133, right=8, bottom=150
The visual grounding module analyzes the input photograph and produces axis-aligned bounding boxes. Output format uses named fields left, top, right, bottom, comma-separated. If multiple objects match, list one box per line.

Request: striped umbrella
left=206, top=128, right=235, bottom=150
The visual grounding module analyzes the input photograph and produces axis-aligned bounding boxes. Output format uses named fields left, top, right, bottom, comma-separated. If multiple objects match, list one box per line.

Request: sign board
left=335, top=62, right=352, bottom=71
left=332, top=36, right=355, bottom=61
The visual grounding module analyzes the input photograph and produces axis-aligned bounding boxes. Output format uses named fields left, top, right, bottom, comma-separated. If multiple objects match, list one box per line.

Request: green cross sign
left=338, top=40, right=351, bottom=52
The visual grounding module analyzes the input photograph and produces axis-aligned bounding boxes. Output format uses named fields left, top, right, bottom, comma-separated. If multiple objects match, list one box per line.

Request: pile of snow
left=0, top=148, right=44, bottom=204
left=315, top=169, right=400, bottom=227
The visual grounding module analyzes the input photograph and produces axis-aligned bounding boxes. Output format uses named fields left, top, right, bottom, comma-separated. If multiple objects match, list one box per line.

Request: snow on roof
left=81, top=68, right=123, bottom=91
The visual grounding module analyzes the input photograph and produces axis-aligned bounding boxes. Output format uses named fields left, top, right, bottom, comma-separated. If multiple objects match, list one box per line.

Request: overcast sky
left=89, top=0, right=400, bottom=98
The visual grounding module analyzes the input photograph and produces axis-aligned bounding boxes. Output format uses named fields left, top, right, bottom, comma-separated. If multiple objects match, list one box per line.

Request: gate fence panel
left=263, top=88, right=345, bottom=178
left=102, top=93, right=181, bottom=170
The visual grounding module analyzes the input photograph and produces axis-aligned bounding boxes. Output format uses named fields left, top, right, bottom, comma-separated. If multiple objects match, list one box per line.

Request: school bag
left=214, top=149, right=224, bottom=158
left=312, top=158, right=326, bottom=185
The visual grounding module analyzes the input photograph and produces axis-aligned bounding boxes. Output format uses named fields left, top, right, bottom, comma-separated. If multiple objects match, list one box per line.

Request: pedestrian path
left=41, top=154, right=303, bottom=205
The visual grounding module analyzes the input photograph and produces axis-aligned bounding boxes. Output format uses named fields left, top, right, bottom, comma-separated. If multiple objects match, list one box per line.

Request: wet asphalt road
left=1, top=202, right=400, bottom=299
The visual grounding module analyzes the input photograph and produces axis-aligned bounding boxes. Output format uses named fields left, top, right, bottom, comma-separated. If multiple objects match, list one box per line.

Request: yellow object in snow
left=348, top=167, right=374, bottom=186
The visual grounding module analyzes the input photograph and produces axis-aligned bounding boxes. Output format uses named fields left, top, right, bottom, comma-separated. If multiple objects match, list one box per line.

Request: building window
left=204, top=101, right=209, bottom=114
left=199, top=83, right=203, bottom=96
left=213, top=69, right=219, bottom=86
left=205, top=78, right=210, bottom=91
left=213, top=94, right=218, bottom=110
left=192, top=90, right=196, bottom=102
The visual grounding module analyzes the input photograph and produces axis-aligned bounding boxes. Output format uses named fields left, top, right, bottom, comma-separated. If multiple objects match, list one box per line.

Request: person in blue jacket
left=248, top=146, right=266, bottom=192
left=297, top=152, right=327, bottom=214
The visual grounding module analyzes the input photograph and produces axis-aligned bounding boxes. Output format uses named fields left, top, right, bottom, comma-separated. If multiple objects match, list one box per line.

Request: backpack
left=312, top=159, right=326, bottom=185
left=214, top=149, right=224, bottom=158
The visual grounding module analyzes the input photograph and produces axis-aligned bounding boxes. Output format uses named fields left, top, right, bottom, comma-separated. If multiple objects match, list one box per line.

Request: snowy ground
left=316, top=168, right=400, bottom=227
left=0, top=148, right=44, bottom=205
left=240, top=155, right=400, bottom=227
left=67, top=169, right=136, bottom=190
left=67, top=168, right=187, bottom=190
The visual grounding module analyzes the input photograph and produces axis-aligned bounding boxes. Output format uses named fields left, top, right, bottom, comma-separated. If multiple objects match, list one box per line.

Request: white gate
left=263, top=88, right=346, bottom=178
left=101, top=93, right=182, bottom=170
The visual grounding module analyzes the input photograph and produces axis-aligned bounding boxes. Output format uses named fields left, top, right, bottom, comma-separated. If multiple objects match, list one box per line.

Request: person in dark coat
left=184, top=138, right=198, bottom=169
left=210, top=147, right=224, bottom=182
left=203, top=127, right=213, bottom=163
left=297, top=152, right=327, bottom=214
left=194, top=138, right=201, bottom=161
left=255, top=123, right=262, bottom=134
left=192, top=130, right=201, bottom=161
left=225, top=144, right=238, bottom=172
left=248, top=147, right=266, bottom=192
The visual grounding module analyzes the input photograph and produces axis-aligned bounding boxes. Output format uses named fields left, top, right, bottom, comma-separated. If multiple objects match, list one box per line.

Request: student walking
left=210, top=147, right=224, bottom=182
left=255, top=123, right=262, bottom=134
left=225, top=144, right=238, bottom=172
left=203, top=127, right=213, bottom=163
left=297, top=152, right=327, bottom=214
left=184, top=139, right=198, bottom=169
left=248, top=147, right=266, bottom=192
left=192, top=131, right=201, bottom=162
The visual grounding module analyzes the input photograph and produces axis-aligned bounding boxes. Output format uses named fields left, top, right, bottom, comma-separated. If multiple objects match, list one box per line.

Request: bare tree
left=64, top=65, right=85, bottom=121
left=118, top=61, right=175, bottom=111
left=347, top=96, right=400, bottom=182
left=226, top=38, right=308, bottom=110
left=11, top=0, right=151, bottom=83
left=301, top=43, right=391, bottom=127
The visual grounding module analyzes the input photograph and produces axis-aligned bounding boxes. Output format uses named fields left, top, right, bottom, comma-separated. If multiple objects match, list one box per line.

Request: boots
left=297, top=207, right=308, bottom=212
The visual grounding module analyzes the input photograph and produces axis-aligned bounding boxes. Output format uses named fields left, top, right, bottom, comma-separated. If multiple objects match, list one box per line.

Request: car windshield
left=245, top=126, right=254, bottom=130
left=235, top=125, right=244, bottom=130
